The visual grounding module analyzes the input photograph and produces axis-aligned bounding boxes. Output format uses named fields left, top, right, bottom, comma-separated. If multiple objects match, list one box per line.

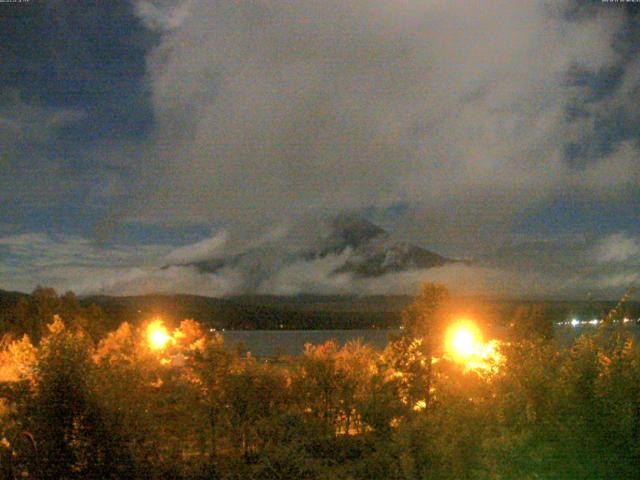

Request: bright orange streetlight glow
left=146, top=320, right=171, bottom=351
left=445, top=320, right=483, bottom=362
left=443, top=319, right=504, bottom=374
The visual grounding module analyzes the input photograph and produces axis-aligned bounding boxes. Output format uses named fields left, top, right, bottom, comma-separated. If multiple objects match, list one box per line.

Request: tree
left=390, top=283, right=450, bottom=408
left=4, top=288, right=108, bottom=344
left=28, top=317, right=133, bottom=479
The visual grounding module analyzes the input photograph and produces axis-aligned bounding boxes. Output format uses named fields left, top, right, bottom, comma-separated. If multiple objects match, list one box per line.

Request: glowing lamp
left=445, top=320, right=483, bottom=362
left=147, top=320, right=171, bottom=351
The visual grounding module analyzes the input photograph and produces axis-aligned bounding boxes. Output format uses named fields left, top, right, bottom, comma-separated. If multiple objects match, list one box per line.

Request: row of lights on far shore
left=557, top=317, right=638, bottom=327
left=208, top=321, right=639, bottom=331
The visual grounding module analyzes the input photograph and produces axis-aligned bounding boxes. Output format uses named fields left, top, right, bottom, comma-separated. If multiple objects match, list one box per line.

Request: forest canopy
left=0, top=284, right=639, bottom=479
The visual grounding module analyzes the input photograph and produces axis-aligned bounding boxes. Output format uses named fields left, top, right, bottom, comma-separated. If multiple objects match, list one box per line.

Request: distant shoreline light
left=556, top=317, right=638, bottom=327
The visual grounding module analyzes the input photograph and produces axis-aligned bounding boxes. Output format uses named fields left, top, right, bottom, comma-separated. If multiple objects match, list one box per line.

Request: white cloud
left=595, top=232, right=640, bottom=263
left=356, top=263, right=555, bottom=298
left=590, top=272, right=639, bottom=290
left=129, top=0, right=636, bottom=248
left=258, top=249, right=355, bottom=296
left=66, top=265, right=242, bottom=297
left=134, top=0, right=192, bottom=31
left=2, top=227, right=637, bottom=299
left=0, top=232, right=172, bottom=293
left=165, top=231, right=227, bottom=263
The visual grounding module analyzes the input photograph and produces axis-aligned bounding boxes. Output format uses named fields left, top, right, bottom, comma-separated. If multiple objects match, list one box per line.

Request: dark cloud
left=0, top=0, right=154, bottom=110
left=0, top=1, right=158, bottom=238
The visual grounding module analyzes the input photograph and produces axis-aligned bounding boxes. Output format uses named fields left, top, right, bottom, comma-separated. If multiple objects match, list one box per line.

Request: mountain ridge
left=172, top=214, right=456, bottom=286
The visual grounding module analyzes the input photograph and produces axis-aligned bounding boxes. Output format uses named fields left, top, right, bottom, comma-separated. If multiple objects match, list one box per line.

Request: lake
left=221, top=322, right=640, bottom=357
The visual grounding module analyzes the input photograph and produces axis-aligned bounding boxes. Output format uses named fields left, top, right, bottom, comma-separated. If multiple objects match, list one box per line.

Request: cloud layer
left=130, top=0, right=639, bottom=254
left=1, top=227, right=637, bottom=299
left=2, top=1, right=639, bottom=298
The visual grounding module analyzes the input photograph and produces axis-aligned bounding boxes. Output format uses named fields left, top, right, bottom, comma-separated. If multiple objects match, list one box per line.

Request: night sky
left=1, top=0, right=639, bottom=298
